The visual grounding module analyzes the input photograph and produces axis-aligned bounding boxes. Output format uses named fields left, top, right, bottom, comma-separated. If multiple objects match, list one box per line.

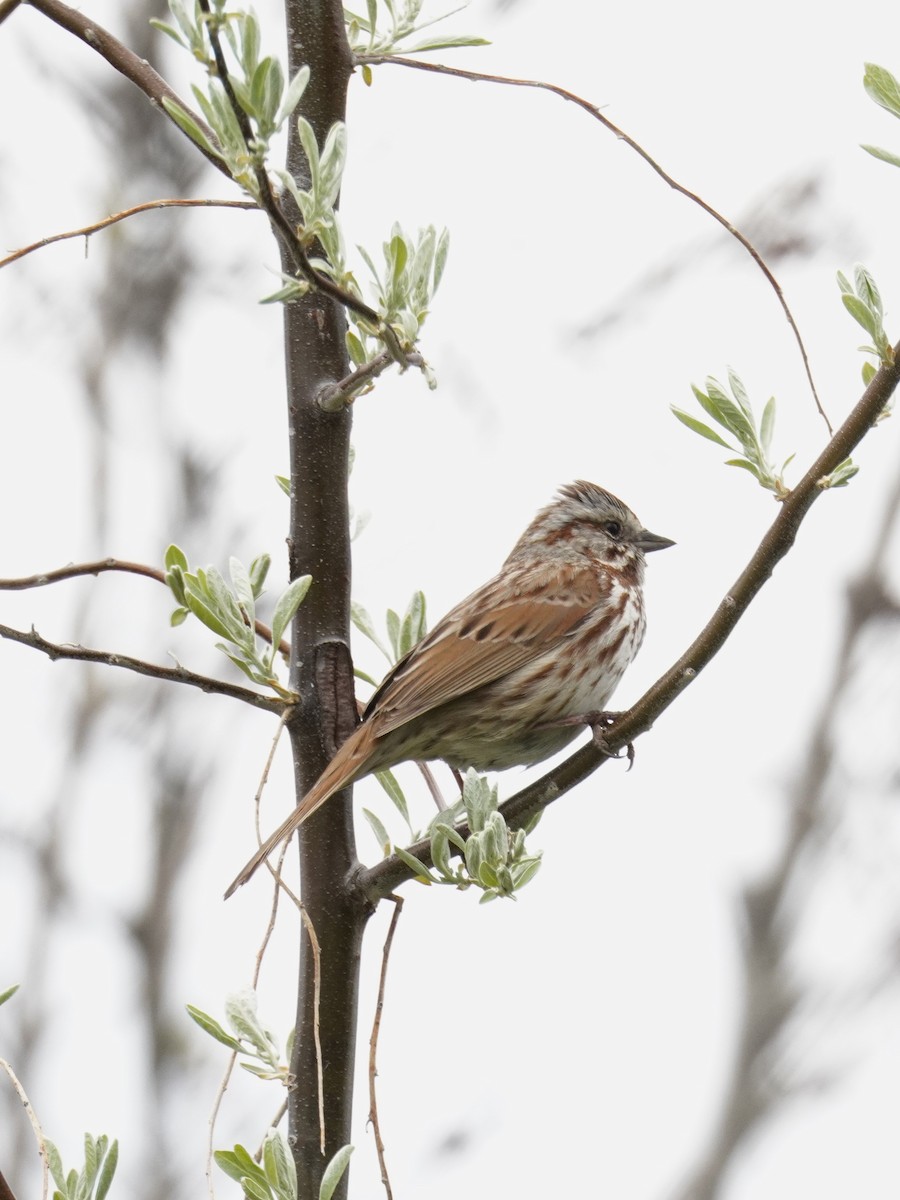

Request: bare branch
left=360, top=54, right=831, bottom=436
left=368, top=896, right=403, bottom=1200
left=1, top=198, right=257, bottom=269
left=0, top=1058, right=49, bottom=1200
left=0, top=623, right=287, bottom=712
left=317, top=350, right=426, bottom=411
left=0, top=557, right=290, bottom=658
left=363, top=339, right=900, bottom=900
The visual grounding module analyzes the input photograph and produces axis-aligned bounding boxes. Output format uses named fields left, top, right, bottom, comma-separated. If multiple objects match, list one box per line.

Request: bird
left=225, top=481, right=673, bottom=896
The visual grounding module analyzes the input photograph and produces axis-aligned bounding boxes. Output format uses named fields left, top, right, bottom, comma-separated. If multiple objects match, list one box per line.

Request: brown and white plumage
left=225, top=481, right=672, bottom=896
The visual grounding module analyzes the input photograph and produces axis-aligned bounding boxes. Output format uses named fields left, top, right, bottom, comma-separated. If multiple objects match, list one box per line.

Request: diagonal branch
left=362, top=338, right=900, bottom=901
left=359, top=54, right=831, bottom=436
left=0, top=623, right=287, bottom=712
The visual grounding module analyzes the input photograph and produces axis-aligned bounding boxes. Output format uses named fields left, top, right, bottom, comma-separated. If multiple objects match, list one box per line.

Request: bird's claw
left=543, top=710, right=636, bottom=770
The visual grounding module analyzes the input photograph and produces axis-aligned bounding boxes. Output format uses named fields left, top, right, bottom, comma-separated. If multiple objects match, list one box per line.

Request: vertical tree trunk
left=280, top=3, right=371, bottom=1194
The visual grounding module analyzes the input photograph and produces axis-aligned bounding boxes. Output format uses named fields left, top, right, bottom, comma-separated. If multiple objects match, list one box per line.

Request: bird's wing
left=368, top=563, right=611, bottom=735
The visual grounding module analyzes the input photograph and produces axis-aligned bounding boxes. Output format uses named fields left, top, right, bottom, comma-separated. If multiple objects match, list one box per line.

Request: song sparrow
left=226, top=481, right=673, bottom=895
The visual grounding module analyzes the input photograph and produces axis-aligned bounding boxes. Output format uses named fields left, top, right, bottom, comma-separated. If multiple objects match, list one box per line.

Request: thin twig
left=0, top=1059, right=49, bottom=1200
left=1, top=198, right=257, bottom=269
left=0, top=623, right=286, bottom=712
left=204, top=713, right=291, bottom=1200
left=317, top=349, right=425, bottom=411
left=0, top=557, right=289, bottom=658
left=368, top=895, right=403, bottom=1200
left=416, top=761, right=447, bottom=810
left=362, top=337, right=900, bottom=900
left=360, top=54, right=831, bottom=436
left=251, top=714, right=291, bottom=986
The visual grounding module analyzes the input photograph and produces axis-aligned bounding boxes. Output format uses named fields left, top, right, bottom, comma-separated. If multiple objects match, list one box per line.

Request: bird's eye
left=604, top=520, right=623, bottom=539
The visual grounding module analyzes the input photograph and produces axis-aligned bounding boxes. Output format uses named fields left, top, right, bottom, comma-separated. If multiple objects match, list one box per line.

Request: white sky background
left=3, top=0, right=900, bottom=1197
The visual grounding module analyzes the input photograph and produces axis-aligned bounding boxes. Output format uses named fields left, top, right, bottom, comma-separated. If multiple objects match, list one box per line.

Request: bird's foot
left=550, top=710, right=635, bottom=770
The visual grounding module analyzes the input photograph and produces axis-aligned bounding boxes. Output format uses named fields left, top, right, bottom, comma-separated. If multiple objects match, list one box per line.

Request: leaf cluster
left=837, top=264, right=894, bottom=377
left=165, top=545, right=309, bottom=696
left=862, top=62, right=900, bottom=169
left=672, top=370, right=796, bottom=498
left=155, top=3, right=311, bottom=193
left=216, top=1137, right=352, bottom=1200
left=345, top=0, right=488, bottom=58
left=395, top=771, right=543, bottom=902
left=187, top=990, right=288, bottom=1082
left=45, top=1135, right=118, bottom=1200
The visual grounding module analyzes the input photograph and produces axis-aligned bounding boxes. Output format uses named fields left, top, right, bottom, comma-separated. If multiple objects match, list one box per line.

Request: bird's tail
left=223, top=720, right=376, bottom=898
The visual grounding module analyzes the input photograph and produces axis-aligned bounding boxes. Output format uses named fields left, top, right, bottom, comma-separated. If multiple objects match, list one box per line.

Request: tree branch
left=363, top=341, right=900, bottom=901
left=0, top=557, right=290, bottom=658
left=359, top=54, right=831, bottom=435
left=0, top=198, right=256, bottom=269
left=0, top=623, right=286, bottom=712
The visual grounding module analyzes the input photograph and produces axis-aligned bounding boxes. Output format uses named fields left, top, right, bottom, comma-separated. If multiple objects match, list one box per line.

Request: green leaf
left=95, top=1140, right=119, bottom=1200
left=270, top=574, right=312, bottom=651
left=362, top=808, right=392, bottom=856
left=275, top=64, right=310, bottom=129
left=224, top=991, right=279, bottom=1063
left=216, top=1148, right=269, bottom=1187
left=670, top=406, right=733, bottom=449
left=430, top=826, right=454, bottom=879
left=394, top=845, right=436, bottom=882
left=45, top=1140, right=67, bottom=1194
left=249, top=554, right=271, bottom=597
left=374, top=768, right=412, bottom=829
left=161, top=97, right=224, bottom=161
left=230, top=558, right=256, bottom=624
left=864, top=62, right=900, bottom=119
left=186, top=1004, right=244, bottom=1052
left=842, top=293, right=879, bottom=339
left=351, top=601, right=391, bottom=661
left=403, top=33, right=491, bottom=51
left=759, top=395, right=777, bottom=455
left=0, top=983, right=19, bottom=1008
left=385, top=608, right=401, bottom=659
left=724, top=457, right=764, bottom=482
left=318, top=1146, right=354, bottom=1200
left=183, top=588, right=234, bottom=640
left=861, top=143, right=900, bottom=167
left=164, top=544, right=188, bottom=572
left=262, top=1130, right=297, bottom=1200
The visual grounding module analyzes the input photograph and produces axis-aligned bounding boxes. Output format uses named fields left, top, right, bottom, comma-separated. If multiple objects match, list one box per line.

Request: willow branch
left=316, top=349, right=425, bottom=411
left=0, top=198, right=256, bottom=269
left=0, top=557, right=290, bottom=658
left=195, top=0, right=386, bottom=332
left=0, top=623, right=287, bottom=712
left=363, top=343, right=900, bottom=900
left=360, top=53, right=830, bottom=436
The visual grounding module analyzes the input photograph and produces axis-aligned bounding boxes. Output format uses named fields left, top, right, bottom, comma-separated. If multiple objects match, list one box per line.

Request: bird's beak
left=637, top=529, right=675, bottom=553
